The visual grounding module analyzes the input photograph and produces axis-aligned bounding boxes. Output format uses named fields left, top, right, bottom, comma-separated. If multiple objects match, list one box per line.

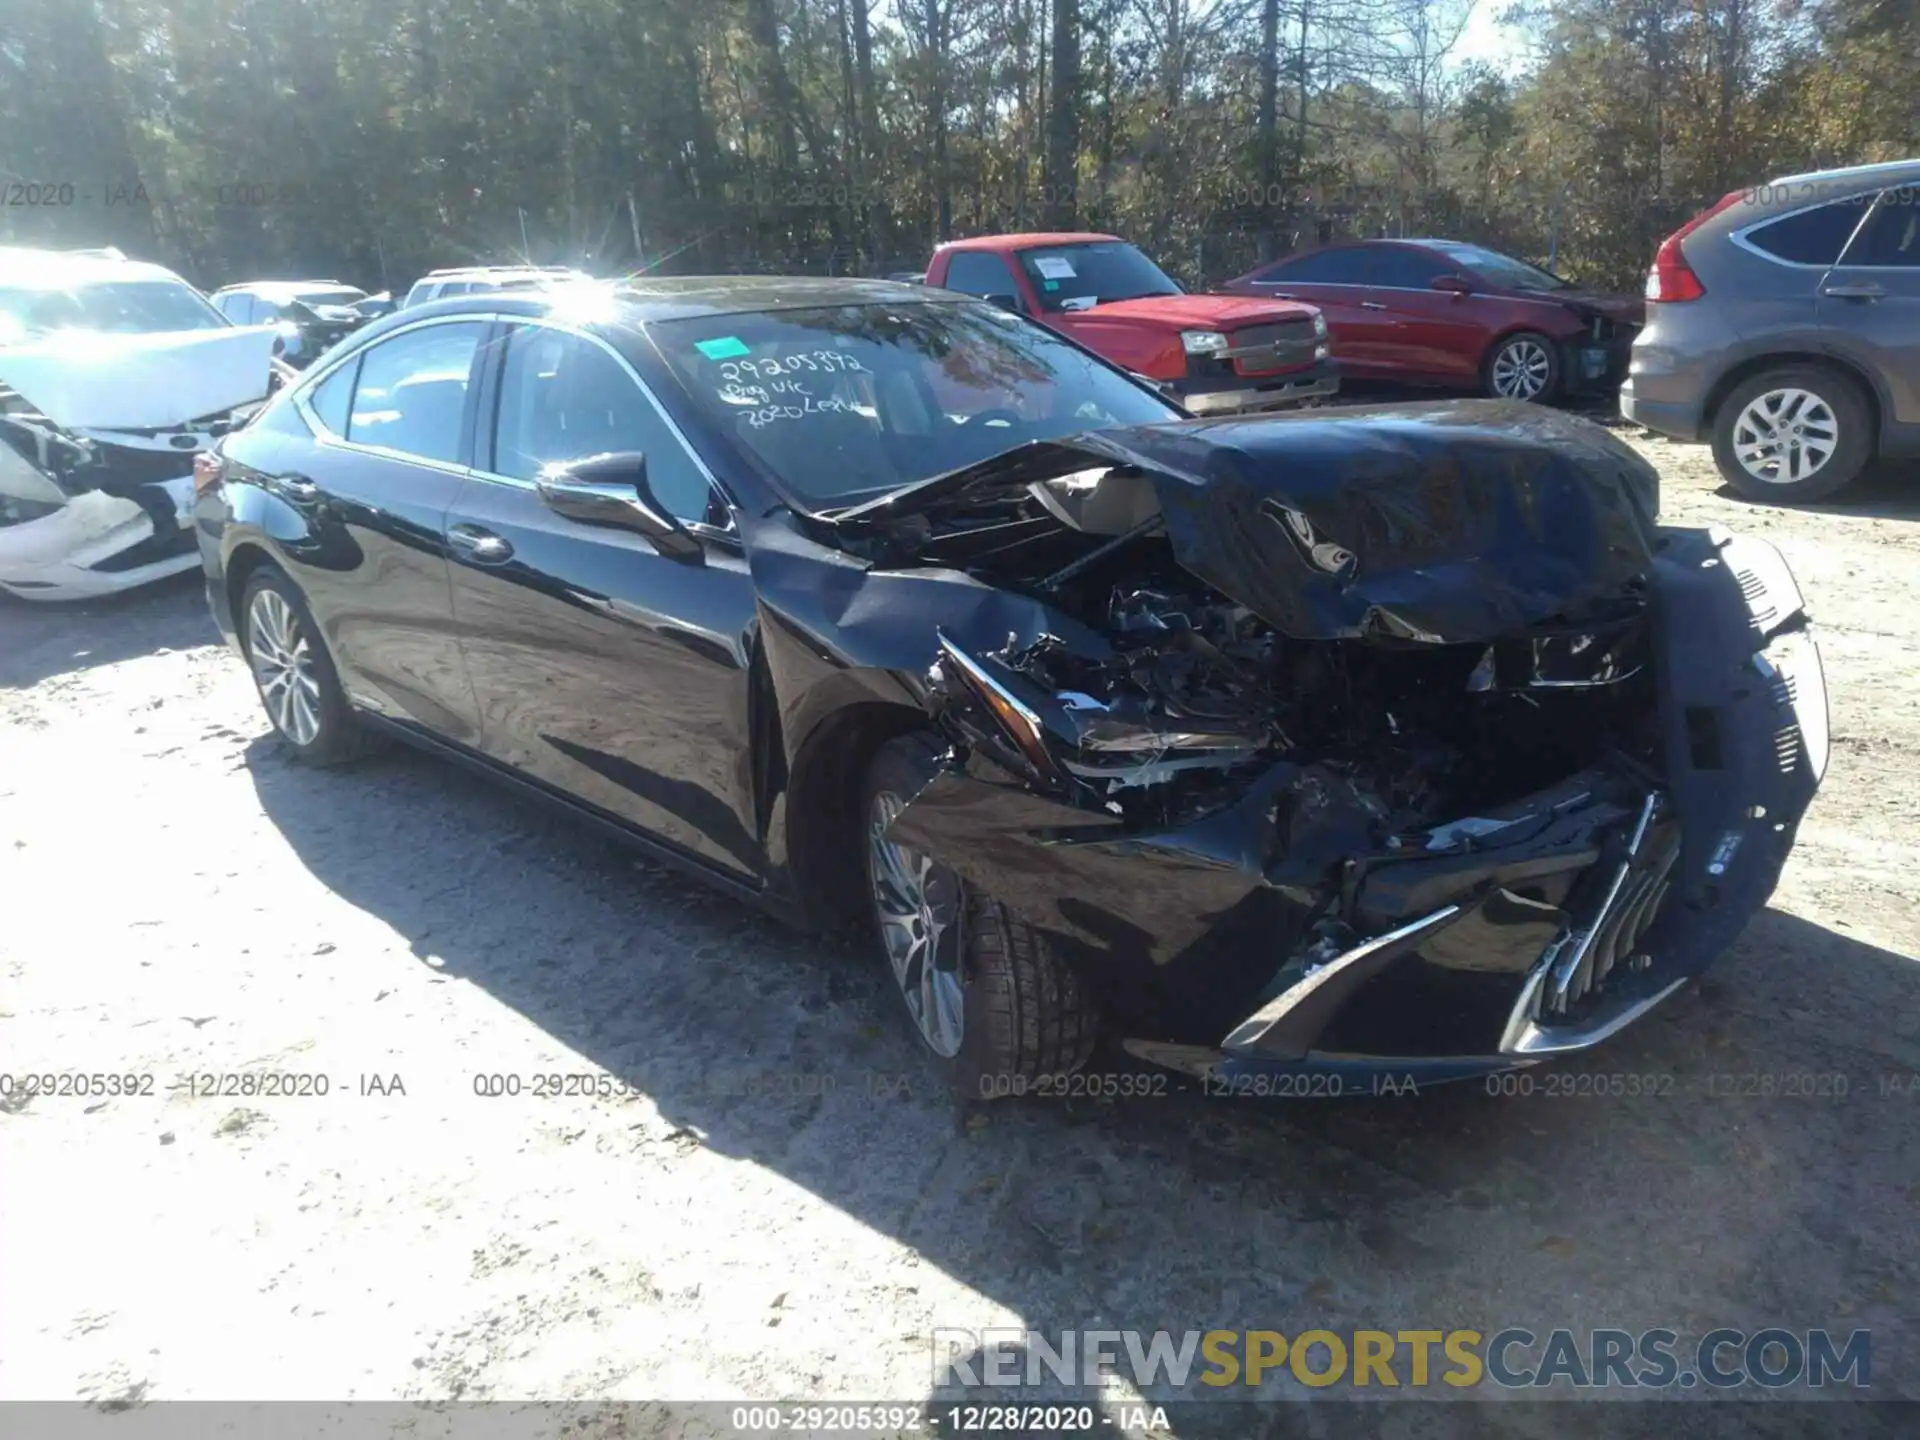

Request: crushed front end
left=0, top=384, right=264, bottom=602
left=848, top=403, right=1827, bottom=1081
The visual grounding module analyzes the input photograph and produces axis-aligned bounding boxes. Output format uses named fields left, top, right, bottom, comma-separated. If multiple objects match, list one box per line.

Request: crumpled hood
left=839, top=399, right=1661, bottom=645
left=0, top=325, right=278, bottom=430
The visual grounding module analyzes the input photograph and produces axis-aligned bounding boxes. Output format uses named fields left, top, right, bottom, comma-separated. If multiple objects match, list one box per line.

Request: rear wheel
left=1711, top=365, right=1873, bottom=503
left=1485, top=331, right=1561, bottom=402
left=240, top=565, right=375, bottom=765
left=861, top=735, right=1097, bottom=1098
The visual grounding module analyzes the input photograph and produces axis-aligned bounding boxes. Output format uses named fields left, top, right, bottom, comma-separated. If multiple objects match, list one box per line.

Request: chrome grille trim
left=1501, top=791, right=1684, bottom=1056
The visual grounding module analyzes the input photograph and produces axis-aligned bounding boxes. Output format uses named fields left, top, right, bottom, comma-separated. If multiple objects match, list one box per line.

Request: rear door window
left=1838, top=191, right=1920, bottom=267
left=1366, top=247, right=1449, bottom=288
left=346, top=321, right=485, bottom=464
left=1744, top=198, right=1875, bottom=266
left=306, top=358, right=358, bottom=436
left=1256, top=248, right=1371, bottom=284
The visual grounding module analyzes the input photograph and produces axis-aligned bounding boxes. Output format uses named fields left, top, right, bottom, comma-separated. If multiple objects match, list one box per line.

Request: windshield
left=1014, top=241, right=1183, bottom=312
left=1425, top=242, right=1567, bottom=292
left=0, top=278, right=228, bottom=341
left=0, top=278, right=229, bottom=341
left=651, top=300, right=1179, bottom=508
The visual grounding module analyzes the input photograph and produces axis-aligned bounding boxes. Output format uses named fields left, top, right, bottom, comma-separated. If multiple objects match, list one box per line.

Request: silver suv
left=400, top=265, right=592, bottom=308
left=1621, top=158, right=1920, bottom=501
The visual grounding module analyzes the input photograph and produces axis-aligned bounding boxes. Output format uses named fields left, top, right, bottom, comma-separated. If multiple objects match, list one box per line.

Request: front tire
left=1485, top=331, right=1561, bottom=402
left=1710, top=365, right=1872, bottom=503
left=862, top=735, right=1097, bottom=1098
left=240, top=565, right=373, bottom=765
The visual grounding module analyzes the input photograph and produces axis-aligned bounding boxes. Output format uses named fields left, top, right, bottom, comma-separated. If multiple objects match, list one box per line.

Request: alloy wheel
left=867, top=790, right=965, bottom=1058
left=1490, top=339, right=1552, bottom=400
left=247, top=588, right=323, bottom=746
left=1731, top=388, right=1839, bottom=487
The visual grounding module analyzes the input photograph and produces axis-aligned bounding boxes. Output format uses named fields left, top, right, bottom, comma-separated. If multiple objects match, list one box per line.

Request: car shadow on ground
left=0, top=571, right=215, bottom=689
left=1707, top=459, right=1920, bottom=523
left=244, top=732, right=1920, bottom=1420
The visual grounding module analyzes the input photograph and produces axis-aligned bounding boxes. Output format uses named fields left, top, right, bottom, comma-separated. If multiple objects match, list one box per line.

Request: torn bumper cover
left=868, top=404, right=1826, bottom=1081
left=0, top=329, right=274, bottom=600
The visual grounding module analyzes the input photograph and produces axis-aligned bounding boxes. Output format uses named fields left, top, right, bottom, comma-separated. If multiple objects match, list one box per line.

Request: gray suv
left=1621, top=158, right=1920, bottom=501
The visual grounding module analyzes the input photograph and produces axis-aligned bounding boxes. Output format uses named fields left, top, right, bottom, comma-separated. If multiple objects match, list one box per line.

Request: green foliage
left=0, top=0, right=1910, bottom=291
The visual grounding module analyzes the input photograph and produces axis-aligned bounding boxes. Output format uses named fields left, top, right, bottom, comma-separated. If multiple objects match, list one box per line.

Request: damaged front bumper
left=1173, top=358, right=1340, bottom=416
left=886, top=524, right=1827, bottom=1083
left=0, top=402, right=236, bottom=601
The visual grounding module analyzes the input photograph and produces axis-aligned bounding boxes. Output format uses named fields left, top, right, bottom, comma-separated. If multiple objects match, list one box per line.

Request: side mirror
left=286, top=299, right=322, bottom=324
left=1430, top=275, right=1473, bottom=295
left=984, top=293, right=1024, bottom=314
left=535, top=451, right=703, bottom=561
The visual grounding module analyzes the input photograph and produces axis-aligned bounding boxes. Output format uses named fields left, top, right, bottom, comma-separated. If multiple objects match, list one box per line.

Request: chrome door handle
left=1822, top=282, right=1884, bottom=300
left=1360, top=301, right=1389, bottom=311
left=447, top=525, right=514, bottom=564
left=278, top=474, right=321, bottom=503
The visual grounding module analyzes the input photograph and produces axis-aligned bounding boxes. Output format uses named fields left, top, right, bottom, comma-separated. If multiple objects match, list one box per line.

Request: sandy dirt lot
left=2, top=430, right=1917, bottom=1433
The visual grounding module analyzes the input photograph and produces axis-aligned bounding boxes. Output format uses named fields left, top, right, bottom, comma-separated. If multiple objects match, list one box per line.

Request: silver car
left=1621, top=158, right=1920, bottom=501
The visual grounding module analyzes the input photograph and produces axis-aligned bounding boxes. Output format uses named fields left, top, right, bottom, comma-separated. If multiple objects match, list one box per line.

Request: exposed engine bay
left=932, top=568, right=1656, bottom=834
left=809, top=406, right=1824, bottom=1065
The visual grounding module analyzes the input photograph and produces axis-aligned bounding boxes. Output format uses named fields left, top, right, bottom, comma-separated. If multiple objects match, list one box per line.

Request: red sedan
left=1223, top=239, right=1644, bottom=402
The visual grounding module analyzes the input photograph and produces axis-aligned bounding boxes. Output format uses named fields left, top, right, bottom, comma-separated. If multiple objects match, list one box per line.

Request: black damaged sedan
left=194, top=278, right=1829, bottom=1095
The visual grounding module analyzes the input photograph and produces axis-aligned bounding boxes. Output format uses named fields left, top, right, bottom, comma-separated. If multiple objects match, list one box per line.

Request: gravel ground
left=2, top=431, right=1917, bottom=1433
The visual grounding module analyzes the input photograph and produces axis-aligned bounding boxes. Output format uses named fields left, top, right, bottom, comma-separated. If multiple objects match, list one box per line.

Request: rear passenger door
left=1357, top=246, right=1483, bottom=383
left=443, top=320, right=767, bottom=879
left=282, top=317, right=488, bottom=742
left=1819, top=187, right=1920, bottom=429
left=1733, top=191, right=1878, bottom=333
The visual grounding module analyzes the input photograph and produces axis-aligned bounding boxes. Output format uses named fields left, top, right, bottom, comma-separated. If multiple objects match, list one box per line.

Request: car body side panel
left=1366, top=286, right=1489, bottom=381
left=1624, top=180, right=1915, bottom=443
left=208, top=411, right=483, bottom=744
left=443, top=475, right=768, bottom=881
left=1275, top=285, right=1402, bottom=376
left=1819, top=253, right=1920, bottom=429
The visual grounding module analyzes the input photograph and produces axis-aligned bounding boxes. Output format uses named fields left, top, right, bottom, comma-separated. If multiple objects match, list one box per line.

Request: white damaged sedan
left=0, top=247, right=279, bottom=602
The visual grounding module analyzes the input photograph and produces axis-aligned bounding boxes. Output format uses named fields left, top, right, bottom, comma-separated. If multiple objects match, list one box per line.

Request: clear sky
left=1451, top=0, right=1531, bottom=76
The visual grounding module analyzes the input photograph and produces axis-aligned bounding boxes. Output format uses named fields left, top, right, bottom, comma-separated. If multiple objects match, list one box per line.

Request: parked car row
left=1224, top=238, right=1644, bottom=402
left=925, top=233, right=1339, bottom=415
left=188, top=275, right=1828, bottom=1095
left=1623, top=157, right=1920, bottom=501
left=5, top=153, right=1914, bottom=607
left=0, top=252, right=608, bottom=600
left=0, top=246, right=281, bottom=599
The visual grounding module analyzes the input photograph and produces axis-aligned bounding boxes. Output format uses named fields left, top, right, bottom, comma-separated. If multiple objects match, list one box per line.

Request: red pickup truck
left=924, top=232, right=1338, bottom=415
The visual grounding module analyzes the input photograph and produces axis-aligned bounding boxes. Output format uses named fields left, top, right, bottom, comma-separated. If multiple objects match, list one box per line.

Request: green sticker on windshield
left=696, top=336, right=751, bottom=360
left=1043, top=280, right=1060, bottom=292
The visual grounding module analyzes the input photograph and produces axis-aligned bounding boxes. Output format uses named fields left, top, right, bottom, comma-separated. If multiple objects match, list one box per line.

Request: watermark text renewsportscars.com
left=933, top=1327, right=1871, bottom=1391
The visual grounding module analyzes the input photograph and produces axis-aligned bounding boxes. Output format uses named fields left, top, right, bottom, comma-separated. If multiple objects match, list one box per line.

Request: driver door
left=443, top=319, right=766, bottom=880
